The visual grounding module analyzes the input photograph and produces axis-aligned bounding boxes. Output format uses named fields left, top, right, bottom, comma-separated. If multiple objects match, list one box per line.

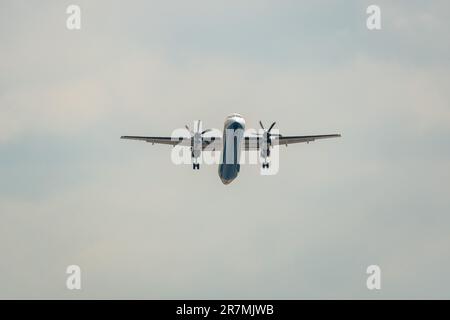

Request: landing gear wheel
left=262, top=163, right=270, bottom=169
left=193, top=163, right=200, bottom=170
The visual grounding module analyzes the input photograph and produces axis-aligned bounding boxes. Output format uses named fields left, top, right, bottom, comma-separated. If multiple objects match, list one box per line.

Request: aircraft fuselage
left=218, top=113, right=246, bottom=185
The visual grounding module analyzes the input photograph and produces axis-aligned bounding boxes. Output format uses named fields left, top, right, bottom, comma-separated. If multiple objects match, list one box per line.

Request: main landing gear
left=262, top=162, right=270, bottom=169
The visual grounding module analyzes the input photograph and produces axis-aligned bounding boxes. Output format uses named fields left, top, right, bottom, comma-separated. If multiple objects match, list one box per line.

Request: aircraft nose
left=220, top=178, right=234, bottom=185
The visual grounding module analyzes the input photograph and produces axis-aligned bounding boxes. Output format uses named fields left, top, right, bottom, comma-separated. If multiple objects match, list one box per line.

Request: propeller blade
left=259, top=121, right=265, bottom=130
left=201, top=129, right=212, bottom=135
left=196, top=120, right=202, bottom=133
left=268, top=122, right=276, bottom=132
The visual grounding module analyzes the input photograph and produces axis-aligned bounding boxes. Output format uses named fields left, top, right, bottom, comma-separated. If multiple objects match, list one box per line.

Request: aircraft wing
left=275, top=134, right=341, bottom=145
left=120, top=136, right=222, bottom=150
left=121, top=133, right=340, bottom=150
left=243, top=134, right=341, bottom=150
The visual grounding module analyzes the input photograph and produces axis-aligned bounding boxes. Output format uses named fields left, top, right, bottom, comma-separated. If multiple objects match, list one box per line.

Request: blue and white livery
left=121, top=114, right=341, bottom=185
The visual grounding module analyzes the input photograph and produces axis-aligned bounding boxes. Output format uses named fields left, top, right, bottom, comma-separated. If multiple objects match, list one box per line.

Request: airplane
left=121, top=113, right=341, bottom=185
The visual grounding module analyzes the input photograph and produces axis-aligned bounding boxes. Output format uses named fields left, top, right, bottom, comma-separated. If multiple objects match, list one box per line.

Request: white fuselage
left=218, top=113, right=246, bottom=185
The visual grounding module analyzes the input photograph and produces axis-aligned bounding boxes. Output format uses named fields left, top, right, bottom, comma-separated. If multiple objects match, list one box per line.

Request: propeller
left=185, top=121, right=212, bottom=136
left=259, top=121, right=277, bottom=132
left=253, top=121, right=282, bottom=139
left=253, top=121, right=280, bottom=163
left=185, top=120, right=214, bottom=153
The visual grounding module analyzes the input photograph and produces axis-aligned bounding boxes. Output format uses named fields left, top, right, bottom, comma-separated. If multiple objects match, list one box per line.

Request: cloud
left=1, top=0, right=450, bottom=298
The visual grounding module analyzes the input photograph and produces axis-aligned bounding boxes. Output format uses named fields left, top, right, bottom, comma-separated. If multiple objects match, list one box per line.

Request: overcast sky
left=1, top=0, right=450, bottom=299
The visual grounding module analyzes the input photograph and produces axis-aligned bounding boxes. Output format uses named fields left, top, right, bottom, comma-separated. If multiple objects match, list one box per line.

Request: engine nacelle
left=260, top=131, right=271, bottom=159
left=191, top=132, right=203, bottom=170
left=260, top=147, right=270, bottom=158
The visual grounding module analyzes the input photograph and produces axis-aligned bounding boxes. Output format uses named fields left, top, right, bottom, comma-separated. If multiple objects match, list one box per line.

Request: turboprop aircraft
left=121, top=113, right=341, bottom=184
